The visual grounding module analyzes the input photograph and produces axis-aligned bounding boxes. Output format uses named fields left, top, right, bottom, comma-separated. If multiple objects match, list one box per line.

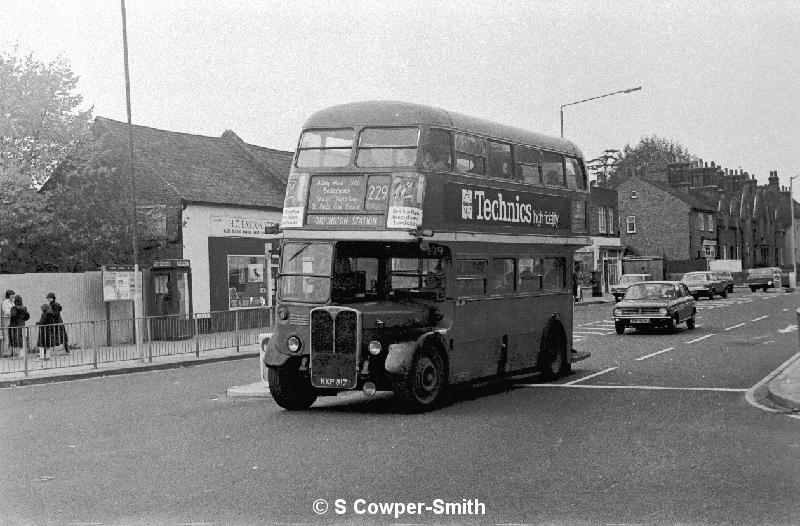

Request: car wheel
left=762, top=286, right=768, bottom=292
left=394, top=346, right=447, bottom=412
left=720, top=288, right=727, bottom=299
left=707, top=288, right=714, bottom=299
left=750, top=287, right=757, bottom=292
left=268, top=362, right=318, bottom=411
left=615, top=321, right=625, bottom=335
left=686, top=315, right=696, bottom=330
left=669, top=314, right=679, bottom=332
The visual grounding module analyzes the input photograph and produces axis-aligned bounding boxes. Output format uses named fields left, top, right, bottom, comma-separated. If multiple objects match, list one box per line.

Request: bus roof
left=303, top=100, right=583, bottom=158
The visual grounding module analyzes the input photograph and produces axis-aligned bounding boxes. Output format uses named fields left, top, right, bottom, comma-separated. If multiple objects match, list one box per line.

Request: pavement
left=2, top=303, right=799, bottom=416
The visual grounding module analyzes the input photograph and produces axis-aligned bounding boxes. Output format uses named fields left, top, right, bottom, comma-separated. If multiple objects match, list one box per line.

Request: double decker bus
left=265, top=100, right=591, bottom=411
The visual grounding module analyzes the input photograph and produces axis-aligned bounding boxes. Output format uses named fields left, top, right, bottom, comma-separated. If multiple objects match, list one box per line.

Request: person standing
left=36, top=303, right=55, bottom=361
left=1, top=290, right=14, bottom=357
left=46, top=292, right=69, bottom=354
left=8, top=295, right=30, bottom=356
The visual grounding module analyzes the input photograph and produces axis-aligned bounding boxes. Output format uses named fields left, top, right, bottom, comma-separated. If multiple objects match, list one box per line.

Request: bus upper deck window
left=487, top=141, right=512, bottom=179
left=455, top=134, right=486, bottom=175
left=356, top=127, right=419, bottom=168
left=422, top=128, right=453, bottom=171
left=296, top=128, right=354, bottom=168
left=541, top=151, right=565, bottom=187
left=565, top=157, right=587, bottom=190
left=516, top=147, right=542, bottom=185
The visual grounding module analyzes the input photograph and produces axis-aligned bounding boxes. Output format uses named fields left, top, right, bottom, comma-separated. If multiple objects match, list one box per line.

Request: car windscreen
left=625, top=283, right=675, bottom=300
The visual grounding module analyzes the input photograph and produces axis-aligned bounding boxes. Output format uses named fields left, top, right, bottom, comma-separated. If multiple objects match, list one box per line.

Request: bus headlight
left=287, top=336, right=301, bottom=353
left=658, top=308, right=668, bottom=316
left=368, top=341, right=382, bottom=355
left=613, top=308, right=622, bottom=317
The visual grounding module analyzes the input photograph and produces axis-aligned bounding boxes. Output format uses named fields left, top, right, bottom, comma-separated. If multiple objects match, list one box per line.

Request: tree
left=610, top=135, right=697, bottom=181
left=0, top=48, right=92, bottom=188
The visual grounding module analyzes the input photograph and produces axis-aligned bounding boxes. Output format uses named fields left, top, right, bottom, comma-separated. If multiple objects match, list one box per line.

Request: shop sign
left=211, top=216, right=278, bottom=238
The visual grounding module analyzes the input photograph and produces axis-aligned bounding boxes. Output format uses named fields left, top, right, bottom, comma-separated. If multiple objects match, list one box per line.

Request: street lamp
left=790, top=175, right=800, bottom=280
left=560, top=86, right=642, bottom=138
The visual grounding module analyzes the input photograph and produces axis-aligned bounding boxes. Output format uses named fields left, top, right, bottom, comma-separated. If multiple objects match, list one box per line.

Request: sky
left=4, top=0, right=800, bottom=195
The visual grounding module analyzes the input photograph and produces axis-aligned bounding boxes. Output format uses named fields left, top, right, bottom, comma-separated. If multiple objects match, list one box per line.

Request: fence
left=0, top=307, right=273, bottom=376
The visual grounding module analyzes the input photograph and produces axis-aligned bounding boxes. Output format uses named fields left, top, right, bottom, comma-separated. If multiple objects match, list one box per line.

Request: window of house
left=515, top=146, right=542, bottom=185
left=626, top=216, right=636, bottom=233
left=542, top=151, right=565, bottom=186
left=703, top=244, right=716, bottom=258
left=630, top=190, right=637, bottom=199
left=572, top=200, right=586, bottom=232
left=455, top=134, right=486, bottom=175
left=697, top=212, right=705, bottom=230
left=486, top=141, right=513, bottom=179
left=606, top=208, right=615, bottom=234
left=598, top=206, right=607, bottom=234
left=707, top=213, right=714, bottom=232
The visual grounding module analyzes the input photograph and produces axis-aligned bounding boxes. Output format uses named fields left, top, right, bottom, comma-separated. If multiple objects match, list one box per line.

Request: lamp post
left=790, top=175, right=799, bottom=280
left=560, top=86, right=642, bottom=138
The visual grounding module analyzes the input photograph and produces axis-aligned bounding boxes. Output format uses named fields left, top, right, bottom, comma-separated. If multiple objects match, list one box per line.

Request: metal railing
left=0, top=307, right=273, bottom=376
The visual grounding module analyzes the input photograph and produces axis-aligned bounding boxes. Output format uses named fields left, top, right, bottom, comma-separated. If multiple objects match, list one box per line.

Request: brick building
left=45, top=117, right=293, bottom=314
left=574, top=185, right=622, bottom=293
left=609, top=161, right=800, bottom=274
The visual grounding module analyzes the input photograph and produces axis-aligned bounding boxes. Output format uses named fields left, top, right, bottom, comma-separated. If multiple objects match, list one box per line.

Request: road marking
left=564, top=366, right=617, bottom=385
left=685, top=334, right=714, bottom=344
left=573, top=330, right=614, bottom=335
left=778, top=325, right=798, bottom=334
left=635, top=347, right=674, bottom=361
left=520, top=384, right=747, bottom=392
left=724, top=323, right=746, bottom=331
left=751, top=315, right=769, bottom=322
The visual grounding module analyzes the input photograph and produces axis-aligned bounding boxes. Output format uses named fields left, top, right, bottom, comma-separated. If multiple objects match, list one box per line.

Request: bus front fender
left=384, top=341, right=417, bottom=375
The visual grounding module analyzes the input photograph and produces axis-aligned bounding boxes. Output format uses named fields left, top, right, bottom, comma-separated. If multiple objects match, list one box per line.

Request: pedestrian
left=36, top=303, right=55, bottom=361
left=46, top=292, right=69, bottom=354
left=1, top=289, right=14, bottom=357
left=8, top=295, right=30, bottom=356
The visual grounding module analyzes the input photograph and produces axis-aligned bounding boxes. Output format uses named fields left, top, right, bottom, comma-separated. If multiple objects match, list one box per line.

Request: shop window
left=228, top=255, right=268, bottom=309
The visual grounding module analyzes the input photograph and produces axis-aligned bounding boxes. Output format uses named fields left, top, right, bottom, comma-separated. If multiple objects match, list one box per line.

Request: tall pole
left=560, top=86, right=642, bottom=138
left=791, top=175, right=799, bottom=279
left=121, top=0, right=144, bottom=359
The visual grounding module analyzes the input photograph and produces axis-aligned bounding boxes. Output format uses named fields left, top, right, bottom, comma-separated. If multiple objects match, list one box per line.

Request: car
left=610, top=273, right=652, bottom=302
left=746, top=267, right=783, bottom=292
left=680, top=271, right=728, bottom=299
left=713, top=270, right=735, bottom=293
left=613, top=281, right=697, bottom=334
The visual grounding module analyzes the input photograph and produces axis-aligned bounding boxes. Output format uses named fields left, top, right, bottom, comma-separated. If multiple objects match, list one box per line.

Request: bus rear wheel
left=394, top=347, right=447, bottom=412
left=268, top=362, right=318, bottom=410
left=538, top=322, right=568, bottom=380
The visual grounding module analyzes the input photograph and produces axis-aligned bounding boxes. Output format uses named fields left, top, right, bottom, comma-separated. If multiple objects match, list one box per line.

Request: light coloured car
left=610, top=273, right=652, bottom=302
left=680, top=271, right=727, bottom=300
left=613, top=281, right=697, bottom=334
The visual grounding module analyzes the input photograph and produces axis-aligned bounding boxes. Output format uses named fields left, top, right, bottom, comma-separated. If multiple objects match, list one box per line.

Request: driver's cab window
left=332, top=256, right=379, bottom=300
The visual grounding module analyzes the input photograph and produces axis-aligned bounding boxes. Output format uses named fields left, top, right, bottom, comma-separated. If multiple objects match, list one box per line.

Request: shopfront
left=182, top=203, right=282, bottom=314
left=574, top=237, right=623, bottom=294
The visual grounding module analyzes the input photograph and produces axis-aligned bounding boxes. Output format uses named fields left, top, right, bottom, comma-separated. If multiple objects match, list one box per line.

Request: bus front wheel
left=394, top=347, right=447, bottom=412
left=538, top=322, right=569, bottom=380
left=268, top=363, right=318, bottom=410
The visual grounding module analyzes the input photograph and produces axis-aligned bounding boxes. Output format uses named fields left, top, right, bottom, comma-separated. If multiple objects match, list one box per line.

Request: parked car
left=680, top=271, right=728, bottom=299
left=610, top=273, right=652, bottom=302
left=746, top=267, right=783, bottom=292
left=714, top=270, right=735, bottom=293
left=613, top=281, right=697, bottom=334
